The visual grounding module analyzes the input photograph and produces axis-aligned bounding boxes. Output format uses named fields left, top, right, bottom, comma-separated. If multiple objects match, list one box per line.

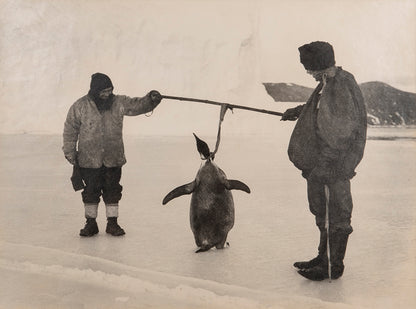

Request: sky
left=0, top=0, right=415, bottom=135
left=258, top=0, right=416, bottom=90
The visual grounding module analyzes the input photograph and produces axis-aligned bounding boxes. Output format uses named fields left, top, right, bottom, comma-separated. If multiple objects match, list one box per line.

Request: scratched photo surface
left=1, top=1, right=415, bottom=309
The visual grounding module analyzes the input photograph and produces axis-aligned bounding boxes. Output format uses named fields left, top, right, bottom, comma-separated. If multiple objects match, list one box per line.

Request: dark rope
left=210, top=104, right=229, bottom=159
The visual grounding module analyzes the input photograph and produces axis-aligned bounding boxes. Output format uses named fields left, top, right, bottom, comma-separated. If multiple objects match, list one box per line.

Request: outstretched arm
left=281, top=105, right=305, bottom=121
left=121, top=90, right=162, bottom=116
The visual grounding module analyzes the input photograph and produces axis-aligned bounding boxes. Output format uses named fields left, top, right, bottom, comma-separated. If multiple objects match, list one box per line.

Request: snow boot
left=294, top=228, right=327, bottom=270
left=297, top=263, right=345, bottom=281
left=294, top=256, right=324, bottom=270
left=79, top=218, right=99, bottom=237
left=298, top=232, right=349, bottom=281
left=106, top=217, right=125, bottom=236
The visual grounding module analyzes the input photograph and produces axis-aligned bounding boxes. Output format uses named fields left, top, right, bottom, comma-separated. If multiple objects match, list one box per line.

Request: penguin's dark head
left=193, top=133, right=213, bottom=161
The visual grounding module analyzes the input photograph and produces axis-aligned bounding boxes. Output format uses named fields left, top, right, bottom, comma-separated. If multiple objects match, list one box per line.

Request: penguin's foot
left=215, top=240, right=230, bottom=249
left=195, top=246, right=212, bottom=253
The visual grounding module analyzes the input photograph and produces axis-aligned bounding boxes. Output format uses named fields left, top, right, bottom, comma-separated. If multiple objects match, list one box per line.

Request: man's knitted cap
left=90, top=73, right=113, bottom=93
left=298, top=41, right=335, bottom=71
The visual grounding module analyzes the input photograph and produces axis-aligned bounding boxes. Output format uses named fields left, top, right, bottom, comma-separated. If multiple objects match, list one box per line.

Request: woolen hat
left=298, top=41, right=335, bottom=71
left=90, top=73, right=113, bottom=93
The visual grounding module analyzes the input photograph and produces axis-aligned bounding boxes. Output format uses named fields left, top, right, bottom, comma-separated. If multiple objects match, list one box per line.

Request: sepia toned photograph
left=0, top=0, right=415, bottom=308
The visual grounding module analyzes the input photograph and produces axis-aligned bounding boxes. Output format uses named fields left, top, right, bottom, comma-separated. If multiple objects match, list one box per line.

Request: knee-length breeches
left=80, top=166, right=123, bottom=204
left=307, top=178, right=353, bottom=234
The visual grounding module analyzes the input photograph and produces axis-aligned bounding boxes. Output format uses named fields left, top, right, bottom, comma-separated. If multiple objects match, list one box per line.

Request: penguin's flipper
left=225, top=180, right=251, bottom=193
left=162, top=181, right=196, bottom=205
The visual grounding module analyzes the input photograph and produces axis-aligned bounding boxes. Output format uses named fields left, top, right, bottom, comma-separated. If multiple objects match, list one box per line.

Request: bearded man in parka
left=63, top=73, right=162, bottom=237
left=281, top=41, right=367, bottom=280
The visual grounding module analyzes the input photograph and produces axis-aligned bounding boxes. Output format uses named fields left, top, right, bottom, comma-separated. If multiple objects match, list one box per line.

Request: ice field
left=0, top=125, right=415, bottom=309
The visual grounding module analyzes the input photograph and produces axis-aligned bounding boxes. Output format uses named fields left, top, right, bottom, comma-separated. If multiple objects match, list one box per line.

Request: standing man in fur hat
left=281, top=41, right=367, bottom=280
left=63, top=73, right=162, bottom=237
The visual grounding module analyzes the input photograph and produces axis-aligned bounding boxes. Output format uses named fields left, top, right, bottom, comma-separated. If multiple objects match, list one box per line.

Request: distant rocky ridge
left=263, top=82, right=416, bottom=126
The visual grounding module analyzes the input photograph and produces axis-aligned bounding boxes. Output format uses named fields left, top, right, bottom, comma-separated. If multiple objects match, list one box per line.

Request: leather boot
left=106, top=217, right=125, bottom=236
left=297, top=232, right=349, bottom=281
left=294, top=227, right=327, bottom=269
left=80, top=218, right=99, bottom=237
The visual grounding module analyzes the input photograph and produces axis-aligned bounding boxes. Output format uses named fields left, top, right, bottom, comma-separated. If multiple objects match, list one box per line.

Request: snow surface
left=0, top=126, right=415, bottom=309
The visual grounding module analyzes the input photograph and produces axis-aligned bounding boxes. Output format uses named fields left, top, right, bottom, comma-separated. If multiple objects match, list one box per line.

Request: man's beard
left=88, top=91, right=114, bottom=111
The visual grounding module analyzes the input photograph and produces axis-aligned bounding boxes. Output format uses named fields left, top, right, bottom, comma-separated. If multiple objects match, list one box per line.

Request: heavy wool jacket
left=288, top=67, right=367, bottom=180
left=63, top=93, right=157, bottom=168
